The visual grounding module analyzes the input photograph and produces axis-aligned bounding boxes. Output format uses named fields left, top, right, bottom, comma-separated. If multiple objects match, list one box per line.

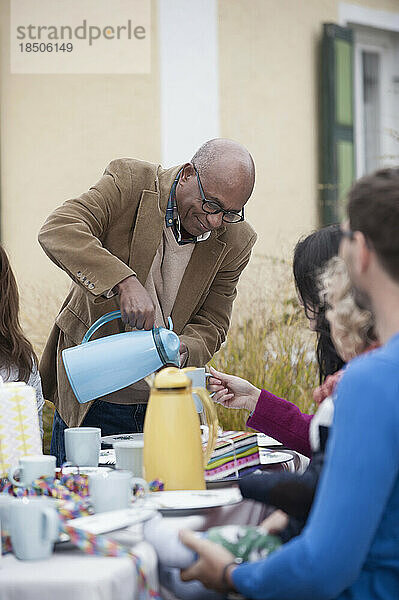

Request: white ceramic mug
left=0, top=494, right=16, bottom=534
left=8, top=455, right=56, bottom=487
left=88, top=469, right=148, bottom=513
left=114, top=439, right=144, bottom=477
left=9, top=497, right=59, bottom=560
left=183, top=367, right=208, bottom=413
left=64, top=427, right=101, bottom=467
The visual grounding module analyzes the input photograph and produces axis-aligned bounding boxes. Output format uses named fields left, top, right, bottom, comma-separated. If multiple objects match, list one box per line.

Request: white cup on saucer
left=64, top=427, right=101, bottom=467
left=88, top=470, right=148, bottom=513
left=8, top=455, right=56, bottom=487
left=114, top=440, right=144, bottom=477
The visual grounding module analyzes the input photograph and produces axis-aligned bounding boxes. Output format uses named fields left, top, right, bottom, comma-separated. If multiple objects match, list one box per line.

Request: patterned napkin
left=0, top=382, right=42, bottom=477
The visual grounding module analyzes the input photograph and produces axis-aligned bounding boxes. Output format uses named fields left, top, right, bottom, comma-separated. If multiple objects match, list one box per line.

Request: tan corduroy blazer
left=38, top=159, right=257, bottom=427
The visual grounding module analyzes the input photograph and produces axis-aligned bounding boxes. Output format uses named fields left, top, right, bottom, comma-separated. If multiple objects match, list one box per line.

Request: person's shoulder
left=103, top=158, right=160, bottom=189
left=338, top=339, right=399, bottom=405
left=347, top=337, right=399, bottom=377
left=218, top=220, right=257, bottom=252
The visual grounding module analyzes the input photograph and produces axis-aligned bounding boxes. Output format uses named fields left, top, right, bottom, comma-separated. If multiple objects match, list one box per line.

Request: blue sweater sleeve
left=232, top=356, right=399, bottom=600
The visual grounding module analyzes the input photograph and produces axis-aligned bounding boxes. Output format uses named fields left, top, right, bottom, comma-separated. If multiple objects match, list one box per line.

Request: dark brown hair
left=348, top=167, right=399, bottom=282
left=0, top=245, right=37, bottom=382
left=293, top=225, right=345, bottom=382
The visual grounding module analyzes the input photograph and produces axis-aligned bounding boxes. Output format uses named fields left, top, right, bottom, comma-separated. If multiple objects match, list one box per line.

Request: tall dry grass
left=210, top=255, right=318, bottom=430
left=211, top=310, right=318, bottom=431
left=20, top=283, right=68, bottom=454
left=19, top=256, right=319, bottom=452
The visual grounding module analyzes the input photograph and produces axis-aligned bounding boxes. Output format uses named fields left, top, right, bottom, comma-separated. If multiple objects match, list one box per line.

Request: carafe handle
left=82, top=310, right=122, bottom=344
left=81, top=312, right=174, bottom=344
left=192, top=387, right=218, bottom=467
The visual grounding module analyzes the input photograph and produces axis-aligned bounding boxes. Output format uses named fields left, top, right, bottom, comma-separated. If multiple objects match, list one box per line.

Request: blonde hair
left=319, top=257, right=375, bottom=361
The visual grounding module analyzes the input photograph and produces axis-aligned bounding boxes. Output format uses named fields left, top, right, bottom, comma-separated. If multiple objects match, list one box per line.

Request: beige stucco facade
left=0, top=0, right=161, bottom=297
left=218, top=0, right=399, bottom=260
left=1, top=0, right=399, bottom=312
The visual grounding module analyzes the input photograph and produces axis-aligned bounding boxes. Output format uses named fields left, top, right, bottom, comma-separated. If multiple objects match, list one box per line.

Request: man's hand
left=179, top=530, right=237, bottom=593
left=260, top=510, right=289, bottom=534
left=116, top=276, right=155, bottom=330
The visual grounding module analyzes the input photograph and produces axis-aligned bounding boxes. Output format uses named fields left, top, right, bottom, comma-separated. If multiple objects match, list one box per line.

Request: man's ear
left=356, top=231, right=371, bottom=274
left=179, top=163, right=195, bottom=183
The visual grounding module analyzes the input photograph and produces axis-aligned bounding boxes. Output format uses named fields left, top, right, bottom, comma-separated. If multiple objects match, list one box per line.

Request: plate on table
left=66, top=507, right=156, bottom=535
left=99, top=449, right=116, bottom=465
left=259, top=450, right=294, bottom=465
left=57, top=466, right=113, bottom=476
left=256, top=433, right=283, bottom=447
left=206, top=450, right=294, bottom=488
left=101, top=433, right=144, bottom=447
left=143, top=488, right=242, bottom=515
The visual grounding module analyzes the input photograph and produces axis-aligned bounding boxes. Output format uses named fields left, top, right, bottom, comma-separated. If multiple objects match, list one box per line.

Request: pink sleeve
left=247, top=389, right=313, bottom=457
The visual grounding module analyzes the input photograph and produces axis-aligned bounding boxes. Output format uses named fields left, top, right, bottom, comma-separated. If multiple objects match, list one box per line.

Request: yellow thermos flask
left=143, top=367, right=218, bottom=490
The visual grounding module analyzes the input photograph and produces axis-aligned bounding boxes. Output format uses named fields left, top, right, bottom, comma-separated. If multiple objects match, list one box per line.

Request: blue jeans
left=50, top=401, right=147, bottom=466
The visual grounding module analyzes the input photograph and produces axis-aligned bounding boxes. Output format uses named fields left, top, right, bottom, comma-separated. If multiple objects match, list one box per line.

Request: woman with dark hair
left=293, top=225, right=345, bottom=382
left=0, top=245, right=44, bottom=435
left=209, top=224, right=343, bottom=458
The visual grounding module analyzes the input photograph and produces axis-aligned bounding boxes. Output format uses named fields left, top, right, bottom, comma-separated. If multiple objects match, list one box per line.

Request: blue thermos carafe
left=62, top=311, right=180, bottom=404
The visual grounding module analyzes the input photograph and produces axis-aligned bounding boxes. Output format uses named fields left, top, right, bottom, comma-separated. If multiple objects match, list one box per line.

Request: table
left=0, top=497, right=268, bottom=600
left=0, top=538, right=158, bottom=600
left=0, top=537, right=158, bottom=600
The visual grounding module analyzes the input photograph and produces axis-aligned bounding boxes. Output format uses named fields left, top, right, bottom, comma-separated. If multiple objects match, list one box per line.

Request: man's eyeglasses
left=340, top=228, right=355, bottom=241
left=340, top=227, right=371, bottom=248
left=194, top=167, right=245, bottom=224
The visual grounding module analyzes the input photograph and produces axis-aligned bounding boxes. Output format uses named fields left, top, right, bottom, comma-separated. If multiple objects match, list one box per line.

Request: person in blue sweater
left=179, top=167, right=399, bottom=600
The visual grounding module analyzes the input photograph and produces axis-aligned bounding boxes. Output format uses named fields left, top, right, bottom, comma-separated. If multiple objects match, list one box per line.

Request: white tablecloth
left=0, top=539, right=158, bottom=600
left=0, top=497, right=269, bottom=600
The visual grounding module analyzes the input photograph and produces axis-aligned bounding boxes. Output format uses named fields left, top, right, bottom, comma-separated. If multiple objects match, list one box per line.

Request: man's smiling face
left=175, top=163, right=247, bottom=237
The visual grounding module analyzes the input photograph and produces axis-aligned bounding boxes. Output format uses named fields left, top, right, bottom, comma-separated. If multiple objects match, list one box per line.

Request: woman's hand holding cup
left=207, top=367, right=261, bottom=412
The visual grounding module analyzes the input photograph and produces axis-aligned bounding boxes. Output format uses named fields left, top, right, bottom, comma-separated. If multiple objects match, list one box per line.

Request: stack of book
left=204, top=431, right=260, bottom=481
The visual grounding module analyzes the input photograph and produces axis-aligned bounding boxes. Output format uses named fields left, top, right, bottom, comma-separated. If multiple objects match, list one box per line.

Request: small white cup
left=8, top=455, right=56, bottom=487
left=88, top=470, right=148, bottom=513
left=114, top=439, right=144, bottom=477
left=9, top=497, right=59, bottom=560
left=183, top=367, right=208, bottom=413
left=0, top=494, right=16, bottom=533
left=64, top=427, right=101, bottom=467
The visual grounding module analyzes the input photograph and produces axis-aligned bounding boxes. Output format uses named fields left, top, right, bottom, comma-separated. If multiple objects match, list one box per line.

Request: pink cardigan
left=247, top=370, right=345, bottom=457
left=247, top=389, right=313, bottom=457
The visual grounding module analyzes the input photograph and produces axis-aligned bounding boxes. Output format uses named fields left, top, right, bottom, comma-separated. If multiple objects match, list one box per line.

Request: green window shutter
left=320, top=23, right=355, bottom=225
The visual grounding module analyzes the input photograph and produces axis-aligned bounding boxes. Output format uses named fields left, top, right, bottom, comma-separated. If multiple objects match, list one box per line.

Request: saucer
left=101, top=433, right=144, bottom=446
left=257, top=433, right=283, bottom=447
left=57, top=466, right=112, bottom=475
left=66, top=507, right=156, bottom=535
left=142, top=487, right=242, bottom=515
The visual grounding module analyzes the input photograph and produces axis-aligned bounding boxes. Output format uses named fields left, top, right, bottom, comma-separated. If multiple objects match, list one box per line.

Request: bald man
left=39, top=139, right=257, bottom=464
